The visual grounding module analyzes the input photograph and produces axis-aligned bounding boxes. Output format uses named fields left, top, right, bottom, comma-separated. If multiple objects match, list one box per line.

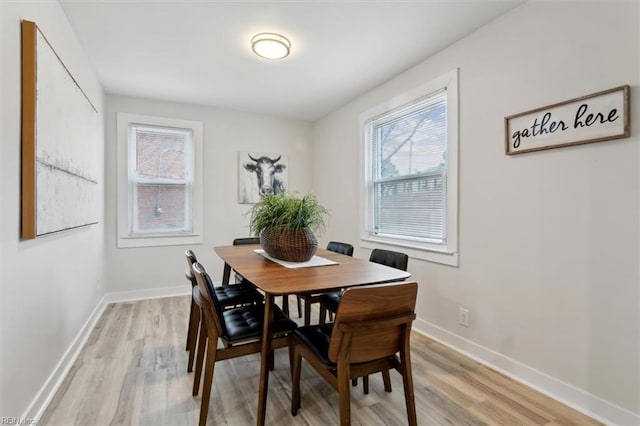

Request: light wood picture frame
left=21, top=20, right=99, bottom=239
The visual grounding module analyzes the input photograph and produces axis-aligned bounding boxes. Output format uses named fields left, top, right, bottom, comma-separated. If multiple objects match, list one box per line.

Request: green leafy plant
left=248, top=193, right=328, bottom=236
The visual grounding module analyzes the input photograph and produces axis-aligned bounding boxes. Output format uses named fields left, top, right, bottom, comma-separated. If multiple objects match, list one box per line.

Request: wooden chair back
left=328, top=281, right=417, bottom=363
left=192, top=262, right=226, bottom=338
left=185, top=249, right=198, bottom=286
left=185, top=249, right=197, bottom=266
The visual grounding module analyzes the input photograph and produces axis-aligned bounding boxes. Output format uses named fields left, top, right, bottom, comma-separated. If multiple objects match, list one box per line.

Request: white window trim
left=116, top=112, right=203, bottom=248
left=359, top=69, right=459, bottom=266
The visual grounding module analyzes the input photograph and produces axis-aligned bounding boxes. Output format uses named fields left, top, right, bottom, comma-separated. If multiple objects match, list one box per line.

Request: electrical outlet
left=458, top=307, right=470, bottom=327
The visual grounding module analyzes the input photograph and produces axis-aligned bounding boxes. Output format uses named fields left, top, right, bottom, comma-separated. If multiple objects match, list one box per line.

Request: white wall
left=2, top=1, right=636, bottom=423
left=313, top=1, right=639, bottom=424
left=0, top=0, right=106, bottom=419
left=104, top=96, right=314, bottom=293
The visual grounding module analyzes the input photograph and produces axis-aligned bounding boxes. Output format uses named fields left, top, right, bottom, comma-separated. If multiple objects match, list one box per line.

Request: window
left=117, top=113, right=203, bottom=248
left=361, top=70, right=458, bottom=266
left=129, top=124, right=192, bottom=233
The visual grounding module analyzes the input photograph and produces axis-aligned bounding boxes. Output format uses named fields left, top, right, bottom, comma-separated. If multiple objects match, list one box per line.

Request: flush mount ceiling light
left=251, top=32, right=291, bottom=60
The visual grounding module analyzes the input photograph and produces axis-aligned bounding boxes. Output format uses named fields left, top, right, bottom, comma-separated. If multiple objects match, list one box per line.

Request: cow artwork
left=238, top=152, right=288, bottom=204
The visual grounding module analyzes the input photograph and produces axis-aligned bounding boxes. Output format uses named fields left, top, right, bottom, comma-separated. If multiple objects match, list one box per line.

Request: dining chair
left=191, top=262, right=298, bottom=426
left=289, top=281, right=418, bottom=426
left=318, top=247, right=409, bottom=392
left=318, top=248, right=409, bottom=323
left=298, top=241, right=354, bottom=326
left=184, top=250, right=263, bottom=372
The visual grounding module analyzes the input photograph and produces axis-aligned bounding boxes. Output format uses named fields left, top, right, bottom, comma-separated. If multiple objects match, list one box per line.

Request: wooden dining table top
left=214, top=244, right=412, bottom=295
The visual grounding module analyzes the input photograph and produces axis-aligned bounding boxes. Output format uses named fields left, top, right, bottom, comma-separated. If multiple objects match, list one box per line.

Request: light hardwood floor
left=40, top=296, right=601, bottom=426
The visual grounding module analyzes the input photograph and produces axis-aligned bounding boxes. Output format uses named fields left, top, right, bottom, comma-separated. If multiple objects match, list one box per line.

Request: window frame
left=116, top=112, right=203, bottom=248
left=360, top=69, right=459, bottom=266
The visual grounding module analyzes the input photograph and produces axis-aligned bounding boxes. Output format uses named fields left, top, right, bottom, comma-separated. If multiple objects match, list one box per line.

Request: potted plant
left=248, top=193, right=328, bottom=262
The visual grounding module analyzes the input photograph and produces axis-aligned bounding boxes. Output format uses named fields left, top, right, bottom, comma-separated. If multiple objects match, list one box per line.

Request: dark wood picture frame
left=504, top=85, right=630, bottom=155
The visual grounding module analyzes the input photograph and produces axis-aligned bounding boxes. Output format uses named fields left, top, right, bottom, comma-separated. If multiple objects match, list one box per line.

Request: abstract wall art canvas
left=21, top=20, right=99, bottom=239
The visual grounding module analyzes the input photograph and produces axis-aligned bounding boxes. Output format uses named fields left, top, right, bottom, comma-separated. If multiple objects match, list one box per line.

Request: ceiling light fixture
left=251, top=32, right=291, bottom=60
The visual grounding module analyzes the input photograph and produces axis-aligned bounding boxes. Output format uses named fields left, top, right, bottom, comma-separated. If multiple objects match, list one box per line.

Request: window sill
left=117, top=232, right=203, bottom=249
left=360, top=236, right=458, bottom=267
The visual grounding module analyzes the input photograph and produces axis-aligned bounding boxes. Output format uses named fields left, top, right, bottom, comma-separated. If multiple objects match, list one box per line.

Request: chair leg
left=192, top=319, right=207, bottom=396
left=304, top=298, right=312, bottom=327
left=382, top=369, right=392, bottom=392
left=362, top=375, right=369, bottom=394
left=186, top=296, right=196, bottom=350
left=187, top=304, right=200, bottom=372
left=282, top=295, right=289, bottom=316
left=296, top=296, right=302, bottom=318
left=337, top=364, right=351, bottom=426
left=400, top=341, right=417, bottom=426
left=269, top=350, right=275, bottom=371
left=288, top=336, right=296, bottom=377
left=319, top=305, right=327, bottom=324
left=290, top=341, right=303, bottom=415
left=198, top=332, right=218, bottom=426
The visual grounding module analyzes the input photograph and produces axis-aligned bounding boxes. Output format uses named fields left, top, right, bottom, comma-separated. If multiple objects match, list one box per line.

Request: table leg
left=257, top=293, right=275, bottom=426
left=222, top=263, right=231, bottom=286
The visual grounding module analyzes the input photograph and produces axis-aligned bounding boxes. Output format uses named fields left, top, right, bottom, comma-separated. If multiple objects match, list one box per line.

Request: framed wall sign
left=505, top=85, right=630, bottom=155
left=21, top=20, right=99, bottom=239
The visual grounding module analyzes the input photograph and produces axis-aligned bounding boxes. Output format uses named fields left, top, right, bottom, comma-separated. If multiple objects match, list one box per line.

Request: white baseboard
left=104, top=285, right=190, bottom=304
left=413, top=318, right=640, bottom=426
left=22, top=295, right=108, bottom=424
left=22, top=285, right=189, bottom=423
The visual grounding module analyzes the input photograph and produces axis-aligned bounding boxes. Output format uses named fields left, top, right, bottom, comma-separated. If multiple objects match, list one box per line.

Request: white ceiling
left=60, top=0, right=522, bottom=121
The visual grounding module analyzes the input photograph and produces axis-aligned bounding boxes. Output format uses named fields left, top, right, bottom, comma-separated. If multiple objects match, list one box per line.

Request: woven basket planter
left=260, top=227, right=318, bottom=262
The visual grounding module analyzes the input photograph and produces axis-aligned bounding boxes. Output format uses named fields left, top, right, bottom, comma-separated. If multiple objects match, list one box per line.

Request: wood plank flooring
left=40, top=296, right=601, bottom=426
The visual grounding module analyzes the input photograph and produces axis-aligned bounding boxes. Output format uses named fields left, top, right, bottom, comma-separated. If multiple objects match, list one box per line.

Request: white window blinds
left=369, top=90, right=447, bottom=244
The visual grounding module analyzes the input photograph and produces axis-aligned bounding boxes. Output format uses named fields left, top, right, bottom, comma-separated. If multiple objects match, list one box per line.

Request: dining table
left=214, top=244, right=412, bottom=426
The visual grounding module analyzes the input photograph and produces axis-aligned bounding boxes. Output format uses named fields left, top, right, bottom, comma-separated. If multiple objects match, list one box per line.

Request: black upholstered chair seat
left=223, top=304, right=297, bottom=342
left=291, top=324, right=334, bottom=365
left=318, top=291, right=342, bottom=314
left=215, top=283, right=263, bottom=307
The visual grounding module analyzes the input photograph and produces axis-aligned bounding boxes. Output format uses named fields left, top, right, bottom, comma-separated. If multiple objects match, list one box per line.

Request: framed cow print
left=238, top=151, right=289, bottom=204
